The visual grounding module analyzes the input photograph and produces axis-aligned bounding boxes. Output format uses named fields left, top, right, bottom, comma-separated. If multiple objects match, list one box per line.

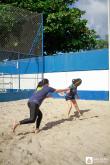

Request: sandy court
left=0, top=98, right=110, bottom=165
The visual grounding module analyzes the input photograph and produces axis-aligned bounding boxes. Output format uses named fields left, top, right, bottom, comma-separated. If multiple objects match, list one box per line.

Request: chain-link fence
left=0, top=52, right=43, bottom=92
left=0, top=6, right=43, bottom=56
left=0, top=6, right=43, bottom=92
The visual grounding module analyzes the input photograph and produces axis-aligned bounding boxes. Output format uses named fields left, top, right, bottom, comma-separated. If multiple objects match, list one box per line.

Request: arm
left=55, top=88, right=69, bottom=93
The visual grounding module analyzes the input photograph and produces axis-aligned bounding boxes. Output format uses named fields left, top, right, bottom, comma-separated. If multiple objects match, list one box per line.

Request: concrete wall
left=0, top=49, right=109, bottom=101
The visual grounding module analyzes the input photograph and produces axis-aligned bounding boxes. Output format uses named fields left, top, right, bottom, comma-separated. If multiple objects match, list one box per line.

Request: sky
left=74, top=0, right=108, bottom=39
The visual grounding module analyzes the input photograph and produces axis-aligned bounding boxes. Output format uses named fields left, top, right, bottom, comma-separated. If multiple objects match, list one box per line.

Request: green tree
left=0, top=0, right=98, bottom=55
left=0, top=5, right=27, bottom=47
left=95, top=35, right=108, bottom=49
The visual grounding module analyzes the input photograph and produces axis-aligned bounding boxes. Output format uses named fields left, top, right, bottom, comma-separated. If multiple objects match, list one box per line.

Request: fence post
left=108, top=0, right=110, bottom=100
left=17, top=53, right=20, bottom=90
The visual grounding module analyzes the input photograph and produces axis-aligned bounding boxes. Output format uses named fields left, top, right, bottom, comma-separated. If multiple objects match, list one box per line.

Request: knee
left=30, top=117, right=36, bottom=123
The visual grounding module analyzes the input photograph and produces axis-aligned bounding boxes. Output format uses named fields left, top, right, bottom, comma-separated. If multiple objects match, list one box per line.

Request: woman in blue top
left=65, top=78, right=82, bottom=117
left=12, top=79, right=69, bottom=133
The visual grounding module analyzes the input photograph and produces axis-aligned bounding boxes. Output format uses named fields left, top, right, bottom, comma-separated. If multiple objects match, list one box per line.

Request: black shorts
left=65, top=94, right=75, bottom=101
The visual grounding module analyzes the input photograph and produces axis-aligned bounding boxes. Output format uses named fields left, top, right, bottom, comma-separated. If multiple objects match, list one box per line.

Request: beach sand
left=0, top=98, right=110, bottom=165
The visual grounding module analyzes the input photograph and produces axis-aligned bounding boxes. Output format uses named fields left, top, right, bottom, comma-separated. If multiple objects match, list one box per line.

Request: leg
left=12, top=121, right=20, bottom=133
left=20, top=102, right=37, bottom=124
left=67, top=100, right=72, bottom=117
left=35, top=109, right=43, bottom=133
left=12, top=102, right=37, bottom=132
left=71, top=99, right=81, bottom=115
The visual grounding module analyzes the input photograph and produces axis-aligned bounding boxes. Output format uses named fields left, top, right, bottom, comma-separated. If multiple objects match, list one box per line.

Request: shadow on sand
left=16, top=109, right=99, bottom=135
left=41, top=109, right=99, bottom=131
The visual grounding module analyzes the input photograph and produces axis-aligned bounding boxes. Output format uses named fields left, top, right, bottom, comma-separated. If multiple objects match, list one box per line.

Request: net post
left=108, top=0, right=110, bottom=100
left=41, top=13, right=44, bottom=80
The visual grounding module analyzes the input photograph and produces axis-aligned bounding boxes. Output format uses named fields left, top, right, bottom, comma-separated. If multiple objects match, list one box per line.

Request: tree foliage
left=95, top=39, right=108, bottom=49
left=0, top=5, right=29, bottom=47
left=0, top=0, right=98, bottom=55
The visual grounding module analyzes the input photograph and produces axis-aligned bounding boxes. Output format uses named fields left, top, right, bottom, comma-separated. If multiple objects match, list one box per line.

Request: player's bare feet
left=34, top=128, right=40, bottom=134
left=74, top=111, right=81, bottom=118
left=12, top=121, right=20, bottom=133
left=78, top=112, right=81, bottom=116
